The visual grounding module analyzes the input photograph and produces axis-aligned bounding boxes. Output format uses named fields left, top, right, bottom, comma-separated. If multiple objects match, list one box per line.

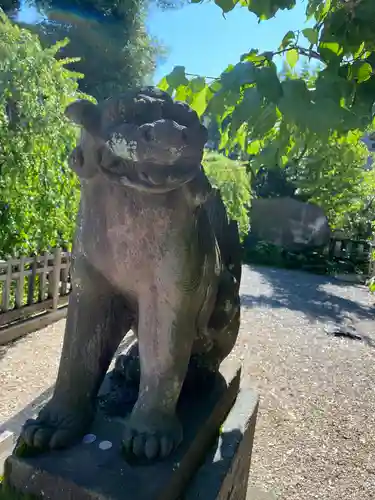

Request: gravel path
left=235, top=266, right=375, bottom=499
left=1, top=265, right=375, bottom=499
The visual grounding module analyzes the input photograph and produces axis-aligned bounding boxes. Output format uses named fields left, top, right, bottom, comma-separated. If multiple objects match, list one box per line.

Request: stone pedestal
left=3, top=362, right=259, bottom=500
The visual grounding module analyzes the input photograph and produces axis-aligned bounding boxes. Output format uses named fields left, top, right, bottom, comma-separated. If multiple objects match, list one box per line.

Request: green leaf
left=278, top=79, right=311, bottom=124
left=174, top=84, right=191, bottom=103
left=302, top=28, right=319, bottom=45
left=190, top=77, right=206, bottom=93
left=307, top=97, right=344, bottom=135
left=247, top=140, right=262, bottom=155
left=319, top=41, right=344, bottom=62
left=255, top=67, right=282, bottom=103
left=235, top=124, right=248, bottom=150
left=306, top=0, right=322, bottom=19
left=280, top=30, right=295, bottom=49
left=240, top=49, right=266, bottom=64
left=356, top=62, right=373, bottom=83
left=166, top=66, right=189, bottom=89
left=248, top=0, right=296, bottom=20
left=230, top=86, right=262, bottom=135
left=317, top=0, right=331, bottom=21
left=214, top=0, right=237, bottom=13
left=218, top=127, right=229, bottom=150
left=157, top=76, right=169, bottom=92
left=252, top=103, right=278, bottom=137
left=353, top=42, right=365, bottom=59
left=286, top=49, right=299, bottom=68
left=190, top=85, right=210, bottom=117
left=207, top=89, right=227, bottom=115
left=220, top=61, right=256, bottom=89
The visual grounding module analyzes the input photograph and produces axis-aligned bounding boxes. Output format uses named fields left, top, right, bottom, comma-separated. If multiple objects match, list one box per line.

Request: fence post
left=27, top=255, right=38, bottom=305
left=38, top=252, right=49, bottom=303
left=15, top=256, right=25, bottom=309
left=49, top=248, right=62, bottom=310
left=1, top=261, right=12, bottom=312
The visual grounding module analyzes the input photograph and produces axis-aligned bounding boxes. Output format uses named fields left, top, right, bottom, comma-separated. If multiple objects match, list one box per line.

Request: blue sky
left=18, top=0, right=312, bottom=84
left=148, top=1, right=311, bottom=83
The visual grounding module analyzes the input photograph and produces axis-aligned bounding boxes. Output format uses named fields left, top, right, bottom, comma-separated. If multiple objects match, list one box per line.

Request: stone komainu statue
left=17, top=87, right=242, bottom=462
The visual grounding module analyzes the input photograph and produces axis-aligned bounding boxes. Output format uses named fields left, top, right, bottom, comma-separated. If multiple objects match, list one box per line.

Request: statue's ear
left=65, top=99, right=102, bottom=136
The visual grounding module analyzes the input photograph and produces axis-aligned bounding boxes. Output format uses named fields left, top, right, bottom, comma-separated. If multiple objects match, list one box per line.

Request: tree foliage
left=203, top=152, right=251, bottom=238
left=0, top=11, right=86, bottom=258
left=157, top=0, right=375, bottom=243
left=158, top=0, right=375, bottom=174
left=2, top=0, right=166, bottom=100
left=287, top=132, right=375, bottom=236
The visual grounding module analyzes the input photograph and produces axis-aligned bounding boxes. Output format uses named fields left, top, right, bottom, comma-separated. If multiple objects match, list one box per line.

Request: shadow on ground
left=241, top=265, right=375, bottom=328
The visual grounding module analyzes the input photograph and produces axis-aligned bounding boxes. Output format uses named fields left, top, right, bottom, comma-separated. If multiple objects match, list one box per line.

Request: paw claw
left=33, top=427, right=53, bottom=449
left=50, top=429, right=74, bottom=449
left=145, top=436, right=159, bottom=460
left=16, top=402, right=93, bottom=455
left=132, top=435, right=145, bottom=457
left=122, top=427, right=134, bottom=449
left=122, top=411, right=182, bottom=462
left=160, top=436, right=173, bottom=458
left=22, top=422, right=40, bottom=447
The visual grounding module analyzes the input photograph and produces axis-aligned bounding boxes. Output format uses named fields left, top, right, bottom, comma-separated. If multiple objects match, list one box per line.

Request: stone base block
left=3, top=362, right=259, bottom=500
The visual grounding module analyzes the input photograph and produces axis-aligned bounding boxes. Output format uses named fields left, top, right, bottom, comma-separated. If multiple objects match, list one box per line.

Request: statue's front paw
left=14, top=402, right=93, bottom=456
left=122, top=410, right=183, bottom=463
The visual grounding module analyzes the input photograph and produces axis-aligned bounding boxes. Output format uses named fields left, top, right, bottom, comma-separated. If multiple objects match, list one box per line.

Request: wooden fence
left=0, top=249, right=71, bottom=345
left=325, top=236, right=373, bottom=276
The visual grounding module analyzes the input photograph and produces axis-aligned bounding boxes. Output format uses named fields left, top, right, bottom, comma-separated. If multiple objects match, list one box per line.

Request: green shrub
left=0, top=11, right=89, bottom=258
left=203, top=152, right=251, bottom=240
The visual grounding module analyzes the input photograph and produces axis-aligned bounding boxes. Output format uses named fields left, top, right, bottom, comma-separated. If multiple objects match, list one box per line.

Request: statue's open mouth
left=97, top=131, right=201, bottom=193
left=99, top=154, right=198, bottom=193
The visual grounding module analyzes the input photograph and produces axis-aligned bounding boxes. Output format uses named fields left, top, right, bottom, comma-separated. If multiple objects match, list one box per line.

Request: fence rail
left=0, top=249, right=71, bottom=334
left=326, top=236, right=371, bottom=263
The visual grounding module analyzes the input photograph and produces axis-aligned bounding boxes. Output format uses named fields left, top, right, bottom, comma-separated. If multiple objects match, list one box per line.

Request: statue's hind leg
left=114, top=270, right=240, bottom=392
left=16, top=257, right=132, bottom=455
left=186, top=267, right=240, bottom=393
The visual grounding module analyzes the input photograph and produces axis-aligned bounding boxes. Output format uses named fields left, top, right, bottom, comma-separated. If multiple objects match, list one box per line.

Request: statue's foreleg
left=122, top=281, right=199, bottom=462
left=16, top=257, right=132, bottom=454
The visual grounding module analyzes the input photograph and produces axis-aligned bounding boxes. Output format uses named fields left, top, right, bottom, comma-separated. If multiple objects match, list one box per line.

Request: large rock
left=249, top=197, right=331, bottom=251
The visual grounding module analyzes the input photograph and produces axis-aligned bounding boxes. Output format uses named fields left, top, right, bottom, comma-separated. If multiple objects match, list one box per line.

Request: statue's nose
left=140, top=120, right=186, bottom=145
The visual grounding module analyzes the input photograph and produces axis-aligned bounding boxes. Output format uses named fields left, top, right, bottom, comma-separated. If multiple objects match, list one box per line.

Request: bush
left=0, top=11, right=88, bottom=258
left=202, top=152, right=251, bottom=240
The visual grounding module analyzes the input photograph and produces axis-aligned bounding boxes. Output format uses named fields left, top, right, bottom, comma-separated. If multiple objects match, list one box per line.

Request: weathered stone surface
left=0, top=431, right=14, bottom=476
left=184, top=389, right=259, bottom=500
left=16, top=87, right=242, bottom=463
left=4, top=362, right=259, bottom=500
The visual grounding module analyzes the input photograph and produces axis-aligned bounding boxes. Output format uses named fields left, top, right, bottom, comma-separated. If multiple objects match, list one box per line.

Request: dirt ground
left=1, top=265, right=375, bottom=499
